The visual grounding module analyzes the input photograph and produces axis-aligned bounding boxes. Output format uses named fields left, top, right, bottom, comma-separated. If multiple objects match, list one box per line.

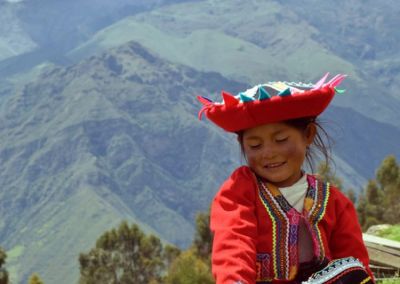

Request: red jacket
left=210, top=166, right=372, bottom=283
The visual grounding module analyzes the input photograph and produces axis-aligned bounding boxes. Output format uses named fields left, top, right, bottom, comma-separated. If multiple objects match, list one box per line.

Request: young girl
left=198, top=74, right=374, bottom=283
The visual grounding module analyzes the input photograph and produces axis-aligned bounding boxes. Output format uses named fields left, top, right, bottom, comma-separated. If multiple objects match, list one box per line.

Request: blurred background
left=0, top=0, right=399, bottom=283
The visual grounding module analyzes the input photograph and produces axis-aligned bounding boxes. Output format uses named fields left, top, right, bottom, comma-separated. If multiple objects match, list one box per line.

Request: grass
left=374, top=225, right=400, bottom=283
left=377, top=225, right=400, bottom=242
left=376, top=279, right=400, bottom=284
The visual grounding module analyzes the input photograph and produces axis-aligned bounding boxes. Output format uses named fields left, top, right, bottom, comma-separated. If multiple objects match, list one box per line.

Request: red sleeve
left=210, top=167, right=258, bottom=284
left=328, top=189, right=375, bottom=281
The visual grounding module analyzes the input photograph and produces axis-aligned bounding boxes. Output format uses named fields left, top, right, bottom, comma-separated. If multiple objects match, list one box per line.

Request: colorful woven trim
left=256, top=253, right=272, bottom=281
left=303, top=257, right=370, bottom=284
left=197, top=73, right=346, bottom=132
left=257, top=175, right=330, bottom=282
left=258, top=181, right=293, bottom=281
left=304, top=175, right=330, bottom=261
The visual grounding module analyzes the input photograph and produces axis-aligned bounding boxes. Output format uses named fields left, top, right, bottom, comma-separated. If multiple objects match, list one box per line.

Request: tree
left=165, top=250, right=214, bottom=284
left=356, top=194, right=368, bottom=229
left=316, top=162, right=343, bottom=190
left=357, top=180, right=385, bottom=230
left=377, top=156, right=400, bottom=224
left=165, top=211, right=214, bottom=283
left=79, top=212, right=214, bottom=284
left=316, top=161, right=361, bottom=203
left=357, top=155, right=400, bottom=230
left=0, top=247, right=6, bottom=268
left=345, top=188, right=357, bottom=204
left=0, top=247, right=8, bottom=284
left=376, top=155, right=399, bottom=189
left=79, top=221, right=179, bottom=284
left=192, top=212, right=212, bottom=260
left=163, top=244, right=181, bottom=269
left=28, top=273, right=44, bottom=284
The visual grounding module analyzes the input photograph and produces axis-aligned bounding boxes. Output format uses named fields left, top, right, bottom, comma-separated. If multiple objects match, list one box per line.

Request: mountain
left=0, top=1, right=37, bottom=61
left=0, top=1, right=399, bottom=283
left=323, top=106, right=400, bottom=184
left=0, top=41, right=245, bottom=284
left=68, top=0, right=358, bottom=83
left=67, top=0, right=400, bottom=129
left=0, top=40, right=399, bottom=283
left=2, top=0, right=399, bottom=127
left=0, top=0, right=201, bottom=77
left=64, top=0, right=400, bottom=184
left=2, top=0, right=399, bottom=129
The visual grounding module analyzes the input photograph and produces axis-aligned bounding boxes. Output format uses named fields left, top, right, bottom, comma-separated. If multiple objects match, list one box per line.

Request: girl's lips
left=264, top=162, right=286, bottom=168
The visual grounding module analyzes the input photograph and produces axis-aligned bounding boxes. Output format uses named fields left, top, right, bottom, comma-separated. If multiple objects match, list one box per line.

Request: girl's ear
left=305, top=123, right=317, bottom=145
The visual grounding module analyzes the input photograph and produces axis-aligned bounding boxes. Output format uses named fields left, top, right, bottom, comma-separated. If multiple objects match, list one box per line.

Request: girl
left=198, top=74, right=374, bottom=283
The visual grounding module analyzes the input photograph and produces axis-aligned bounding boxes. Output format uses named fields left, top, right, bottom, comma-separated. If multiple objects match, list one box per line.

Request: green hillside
left=65, top=0, right=400, bottom=182
left=0, top=42, right=244, bottom=283
left=67, top=0, right=400, bottom=128
left=68, top=1, right=357, bottom=84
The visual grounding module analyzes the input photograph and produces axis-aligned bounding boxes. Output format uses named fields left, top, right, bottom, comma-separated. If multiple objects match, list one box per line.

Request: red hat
left=198, top=73, right=346, bottom=132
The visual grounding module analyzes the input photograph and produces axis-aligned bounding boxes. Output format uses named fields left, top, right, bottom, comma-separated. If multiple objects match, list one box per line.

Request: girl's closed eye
left=275, top=136, right=288, bottom=143
left=249, top=144, right=262, bottom=149
left=245, top=137, right=263, bottom=149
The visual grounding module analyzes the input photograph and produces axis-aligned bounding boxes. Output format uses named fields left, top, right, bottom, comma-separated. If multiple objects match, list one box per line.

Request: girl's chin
left=257, top=173, right=288, bottom=185
left=256, top=171, right=300, bottom=188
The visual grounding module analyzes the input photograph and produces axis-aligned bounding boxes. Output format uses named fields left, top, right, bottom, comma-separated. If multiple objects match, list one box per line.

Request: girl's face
left=241, top=122, right=315, bottom=188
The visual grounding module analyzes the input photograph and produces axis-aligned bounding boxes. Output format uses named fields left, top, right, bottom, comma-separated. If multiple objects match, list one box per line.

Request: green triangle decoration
left=258, top=87, right=271, bottom=100
left=334, top=87, right=346, bottom=94
left=239, top=93, right=254, bottom=102
left=278, top=87, right=291, bottom=97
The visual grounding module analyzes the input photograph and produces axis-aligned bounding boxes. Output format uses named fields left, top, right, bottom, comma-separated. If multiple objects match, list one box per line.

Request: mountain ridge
left=66, top=0, right=400, bottom=129
left=0, top=41, right=245, bottom=283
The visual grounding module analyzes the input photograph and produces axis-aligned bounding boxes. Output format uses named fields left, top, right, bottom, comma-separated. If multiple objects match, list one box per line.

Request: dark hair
left=236, top=117, right=333, bottom=173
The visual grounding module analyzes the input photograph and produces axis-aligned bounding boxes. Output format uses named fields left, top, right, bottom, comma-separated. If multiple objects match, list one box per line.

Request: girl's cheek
left=244, top=151, right=257, bottom=163
left=244, top=149, right=261, bottom=165
left=281, top=142, right=299, bottom=155
left=282, top=144, right=294, bottom=155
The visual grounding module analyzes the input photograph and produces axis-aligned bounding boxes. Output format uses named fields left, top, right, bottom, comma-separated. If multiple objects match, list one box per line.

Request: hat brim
left=203, top=86, right=335, bottom=132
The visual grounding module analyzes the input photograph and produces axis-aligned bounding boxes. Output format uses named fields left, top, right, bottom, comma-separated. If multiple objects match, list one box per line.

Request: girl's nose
left=261, top=146, right=277, bottom=160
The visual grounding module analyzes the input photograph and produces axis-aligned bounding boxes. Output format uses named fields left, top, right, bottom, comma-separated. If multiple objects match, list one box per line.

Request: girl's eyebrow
left=272, top=129, right=286, bottom=136
left=244, top=136, right=262, bottom=141
left=244, top=129, right=287, bottom=140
